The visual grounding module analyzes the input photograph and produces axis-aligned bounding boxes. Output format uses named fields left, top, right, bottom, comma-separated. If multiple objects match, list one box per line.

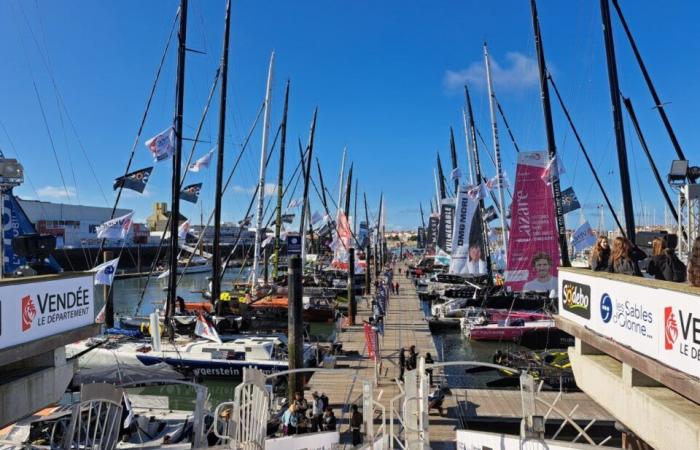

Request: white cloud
left=232, top=183, right=277, bottom=197
left=37, top=185, right=76, bottom=199
left=443, top=51, right=540, bottom=92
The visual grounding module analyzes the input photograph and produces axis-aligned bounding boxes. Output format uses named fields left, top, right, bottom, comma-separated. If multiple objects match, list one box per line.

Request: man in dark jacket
left=350, top=404, right=363, bottom=445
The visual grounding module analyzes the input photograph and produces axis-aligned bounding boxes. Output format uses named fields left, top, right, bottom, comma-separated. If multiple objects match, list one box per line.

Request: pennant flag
left=561, top=187, right=581, bottom=214
left=287, top=198, right=302, bottom=209
left=571, top=221, right=597, bottom=253
left=195, top=313, right=222, bottom=344
left=467, top=183, right=487, bottom=200
left=95, top=304, right=106, bottom=324
left=311, top=211, right=323, bottom=225
left=483, top=205, right=498, bottom=223
left=281, top=213, right=295, bottom=224
left=113, top=167, right=153, bottom=193
left=178, top=219, right=191, bottom=240
left=238, top=216, right=252, bottom=227
left=96, top=212, right=134, bottom=240
left=145, top=127, right=175, bottom=162
left=485, top=174, right=509, bottom=190
left=450, top=167, right=462, bottom=180
left=261, top=234, right=274, bottom=248
left=92, top=256, right=120, bottom=286
left=541, top=155, right=566, bottom=185
left=188, top=149, right=214, bottom=172
left=180, top=183, right=202, bottom=203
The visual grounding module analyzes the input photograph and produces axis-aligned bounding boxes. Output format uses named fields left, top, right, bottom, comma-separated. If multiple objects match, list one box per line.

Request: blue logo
left=600, top=293, right=613, bottom=323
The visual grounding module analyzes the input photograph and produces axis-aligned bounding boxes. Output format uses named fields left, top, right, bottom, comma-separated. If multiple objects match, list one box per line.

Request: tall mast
left=600, top=0, right=636, bottom=243
left=436, top=153, right=447, bottom=200
left=299, top=109, right=318, bottom=263
left=465, top=85, right=493, bottom=281
left=272, top=80, right=290, bottom=279
left=530, top=0, right=570, bottom=267
left=316, top=158, right=328, bottom=212
left=419, top=202, right=426, bottom=228
left=344, top=163, right=353, bottom=217
left=449, top=127, right=459, bottom=195
left=252, top=52, right=275, bottom=290
left=167, top=0, right=188, bottom=334
left=483, top=42, right=509, bottom=261
left=461, top=108, right=475, bottom=185
left=211, top=0, right=231, bottom=308
left=353, top=179, right=358, bottom=237
left=433, top=169, right=440, bottom=211
left=336, top=147, right=346, bottom=213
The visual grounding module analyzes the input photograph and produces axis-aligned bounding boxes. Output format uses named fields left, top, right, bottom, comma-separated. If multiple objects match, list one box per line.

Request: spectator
left=647, top=237, right=687, bottom=282
left=407, top=345, right=418, bottom=371
left=688, top=237, right=700, bottom=287
left=310, top=392, right=325, bottom=431
left=608, top=237, right=642, bottom=276
left=395, top=282, right=400, bottom=295
left=424, top=352, right=435, bottom=386
left=398, top=348, right=406, bottom=382
left=281, top=404, right=302, bottom=435
left=350, top=404, right=363, bottom=446
left=293, top=391, right=308, bottom=415
left=321, top=407, right=337, bottom=431
left=589, top=236, right=610, bottom=272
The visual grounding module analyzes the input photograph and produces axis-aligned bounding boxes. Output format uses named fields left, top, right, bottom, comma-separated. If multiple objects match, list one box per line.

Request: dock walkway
left=306, top=263, right=459, bottom=448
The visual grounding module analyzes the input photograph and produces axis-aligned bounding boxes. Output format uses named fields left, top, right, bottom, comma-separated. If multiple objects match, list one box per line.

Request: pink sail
left=505, top=151, right=561, bottom=293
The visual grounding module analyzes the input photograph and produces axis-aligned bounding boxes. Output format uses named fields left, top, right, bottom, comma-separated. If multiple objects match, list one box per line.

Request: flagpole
left=252, top=52, right=275, bottom=293
left=167, top=0, right=188, bottom=337
left=211, top=0, right=231, bottom=309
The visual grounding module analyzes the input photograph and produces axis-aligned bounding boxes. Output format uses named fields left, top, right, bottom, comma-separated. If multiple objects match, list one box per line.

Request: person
left=608, top=236, right=641, bottom=276
left=424, top=352, right=434, bottom=386
left=398, top=348, right=406, bottom=382
left=321, top=407, right=337, bottom=431
left=395, top=281, right=400, bottom=295
left=407, top=345, right=418, bottom=371
left=647, top=236, right=687, bottom=282
left=589, top=236, right=610, bottom=272
left=428, top=387, right=445, bottom=416
left=293, top=391, right=308, bottom=416
left=688, top=237, right=700, bottom=287
left=350, top=404, right=363, bottom=446
left=466, top=244, right=487, bottom=275
left=398, top=267, right=402, bottom=275
left=281, top=404, right=302, bottom=435
left=523, top=252, right=558, bottom=293
left=310, top=392, right=325, bottom=431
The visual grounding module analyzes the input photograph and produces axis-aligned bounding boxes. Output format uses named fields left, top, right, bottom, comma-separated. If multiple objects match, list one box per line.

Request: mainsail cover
left=505, top=151, right=561, bottom=293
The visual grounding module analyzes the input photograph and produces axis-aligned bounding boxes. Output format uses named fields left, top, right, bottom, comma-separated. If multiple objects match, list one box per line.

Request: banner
left=571, top=221, right=596, bottom=253
left=0, top=273, right=95, bottom=351
left=561, top=187, right=581, bottom=214
left=363, top=322, right=378, bottom=361
left=331, top=210, right=352, bottom=269
left=436, top=199, right=455, bottom=253
left=416, top=226, right=426, bottom=249
left=145, top=127, right=175, bottom=162
left=113, top=166, right=153, bottom=193
left=286, top=233, right=302, bottom=256
left=96, top=211, right=134, bottom=240
left=426, top=215, right=439, bottom=254
left=449, top=188, right=486, bottom=275
left=358, top=221, right=369, bottom=248
left=505, top=151, right=560, bottom=293
left=483, top=205, right=498, bottom=223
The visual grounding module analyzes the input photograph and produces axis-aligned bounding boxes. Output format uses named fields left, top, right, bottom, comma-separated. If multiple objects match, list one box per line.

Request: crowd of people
left=280, top=391, right=337, bottom=436
left=589, top=235, right=700, bottom=287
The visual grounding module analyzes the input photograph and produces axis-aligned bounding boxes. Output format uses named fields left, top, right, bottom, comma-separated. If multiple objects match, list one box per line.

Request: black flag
left=561, top=187, right=581, bottom=214
left=113, top=167, right=153, bottom=193
left=180, top=183, right=202, bottom=204
left=281, top=213, right=295, bottom=224
left=483, top=205, right=498, bottom=223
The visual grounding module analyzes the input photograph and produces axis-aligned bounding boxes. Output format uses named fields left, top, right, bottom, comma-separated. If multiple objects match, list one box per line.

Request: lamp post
left=0, top=154, right=24, bottom=279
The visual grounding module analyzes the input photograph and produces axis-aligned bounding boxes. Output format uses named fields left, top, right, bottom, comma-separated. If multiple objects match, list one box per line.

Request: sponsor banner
left=436, top=199, right=455, bottom=253
left=416, top=226, right=426, bottom=249
left=456, top=429, right=608, bottom=450
left=359, top=221, right=369, bottom=248
left=0, top=274, right=95, bottom=351
left=426, top=216, right=439, bottom=253
left=505, top=151, right=560, bottom=293
left=363, top=322, right=378, bottom=361
left=449, top=188, right=486, bottom=275
left=286, top=233, right=302, bottom=256
left=558, top=271, right=700, bottom=378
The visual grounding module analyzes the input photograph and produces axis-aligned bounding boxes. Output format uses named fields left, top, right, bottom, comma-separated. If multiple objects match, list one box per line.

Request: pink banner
left=505, top=151, right=561, bottom=293
left=363, top=322, right=377, bottom=361
left=331, top=210, right=352, bottom=269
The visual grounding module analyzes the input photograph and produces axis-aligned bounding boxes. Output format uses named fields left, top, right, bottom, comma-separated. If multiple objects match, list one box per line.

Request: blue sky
left=1, top=0, right=698, bottom=231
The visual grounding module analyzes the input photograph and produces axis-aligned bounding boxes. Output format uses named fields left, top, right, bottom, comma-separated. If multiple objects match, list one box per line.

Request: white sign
left=558, top=271, right=700, bottom=379
left=0, top=274, right=95, bottom=351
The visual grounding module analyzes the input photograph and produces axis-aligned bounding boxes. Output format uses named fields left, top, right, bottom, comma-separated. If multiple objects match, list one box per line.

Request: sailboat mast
left=167, top=0, right=188, bottom=333
left=252, top=52, right=275, bottom=290
left=462, top=108, right=475, bottom=185
left=530, top=0, right=570, bottom=267
left=353, top=179, right=358, bottom=237
left=211, top=0, right=231, bottom=307
left=436, top=153, right=447, bottom=200
left=433, top=169, right=440, bottom=211
left=465, top=85, right=493, bottom=281
left=272, top=80, right=290, bottom=279
left=483, top=43, right=509, bottom=261
left=299, top=109, right=318, bottom=263
left=600, top=0, right=636, bottom=243
left=337, top=147, right=346, bottom=212
left=419, top=202, right=426, bottom=228
left=344, top=163, right=354, bottom=217
left=449, top=127, right=459, bottom=195
left=316, top=158, right=328, bottom=212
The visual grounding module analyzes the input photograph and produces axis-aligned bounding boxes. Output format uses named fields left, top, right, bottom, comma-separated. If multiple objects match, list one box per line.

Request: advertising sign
left=426, top=216, right=439, bottom=254
left=436, top=199, right=455, bottom=252
left=505, top=152, right=561, bottom=293
left=286, top=233, right=302, bottom=256
left=416, top=226, right=426, bottom=249
left=449, top=188, right=486, bottom=275
left=0, top=274, right=95, bottom=351
left=558, top=270, right=700, bottom=378
left=363, top=322, right=378, bottom=361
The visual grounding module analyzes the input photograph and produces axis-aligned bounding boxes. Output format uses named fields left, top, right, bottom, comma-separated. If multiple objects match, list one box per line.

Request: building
left=146, top=202, right=187, bottom=232
left=17, top=198, right=148, bottom=247
left=191, top=223, right=255, bottom=245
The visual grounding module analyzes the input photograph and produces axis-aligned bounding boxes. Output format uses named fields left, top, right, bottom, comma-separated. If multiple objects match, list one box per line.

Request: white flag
left=189, top=149, right=214, bottom=172
left=92, top=256, right=120, bottom=286
left=311, top=211, right=323, bottom=225
left=145, top=127, right=175, bottom=162
left=287, top=198, right=302, bottom=209
left=95, top=304, right=106, bottom=324
left=541, top=155, right=566, bottom=185
left=571, top=221, right=597, bottom=253
left=96, top=212, right=134, bottom=240
left=178, top=219, right=191, bottom=240
left=195, top=313, right=222, bottom=344
left=261, top=234, right=274, bottom=248
left=450, top=167, right=462, bottom=180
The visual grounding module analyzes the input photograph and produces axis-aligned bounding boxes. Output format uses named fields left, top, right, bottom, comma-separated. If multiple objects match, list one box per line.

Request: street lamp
left=0, top=154, right=24, bottom=278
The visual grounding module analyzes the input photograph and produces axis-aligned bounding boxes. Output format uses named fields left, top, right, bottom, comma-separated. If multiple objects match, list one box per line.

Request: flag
left=178, top=219, right=191, bottom=240
left=450, top=167, right=462, bottom=180
left=95, top=304, right=106, bottom=324
left=287, top=198, right=302, bottom=209
left=571, top=221, right=597, bottom=253
left=541, top=155, right=566, bottom=185
left=188, top=149, right=214, bottom=172
left=113, top=167, right=153, bottom=193
left=96, top=212, right=134, bottom=240
left=486, top=174, right=509, bottom=190
left=311, top=211, right=323, bottom=225
left=467, top=183, right=487, bottom=200
left=261, top=234, right=274, bottom=248
left=180, top=183, right=202, bottom=203
left=281, top=213, right=295, bottom=224
left=157, top=269, right=170, bottom=279
left=483, top=205, right=498, bottom=223
left=195, top=313, right=222, bottom=344
left=561, top=187, right=581, bottom=214
left=238, top=216, right=252, bottom=227
left=145, top=127, right=175, bottom=162
left=92, top=256, right=120, bottom=286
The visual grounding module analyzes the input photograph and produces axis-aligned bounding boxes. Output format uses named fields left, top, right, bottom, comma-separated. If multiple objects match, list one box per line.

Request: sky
left=1, top=0, right=699, bottom=232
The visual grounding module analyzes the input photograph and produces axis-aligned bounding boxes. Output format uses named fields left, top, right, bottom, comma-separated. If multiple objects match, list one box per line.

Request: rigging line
left=494, top=97, right=521, bottom=153
left=474, top=125, right=514, bottom=202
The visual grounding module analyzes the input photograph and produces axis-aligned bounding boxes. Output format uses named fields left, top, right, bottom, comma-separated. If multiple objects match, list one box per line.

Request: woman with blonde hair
left=608, top=236, right=638, bottom=276
left=589, top=236, right=610, bottom=272
left=688, top=237, right=700, bottom=287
